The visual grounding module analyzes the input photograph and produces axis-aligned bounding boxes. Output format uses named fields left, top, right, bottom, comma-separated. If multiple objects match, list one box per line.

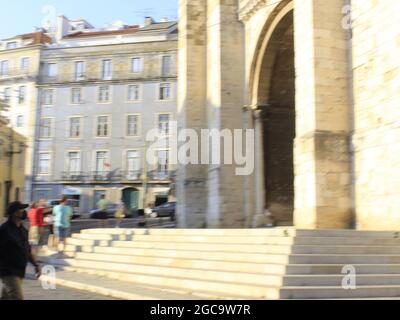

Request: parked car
left=47, top=199, right=81, bottom=219
left=90, top=204, right=118, bottom=219
left=89, top=204, right=134, bottom=219
left=152, top=202, right=176, bottom=221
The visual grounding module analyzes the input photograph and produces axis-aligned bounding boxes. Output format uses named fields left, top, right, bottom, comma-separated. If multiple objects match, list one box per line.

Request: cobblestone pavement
left=22, top=276, right=117, bottom=300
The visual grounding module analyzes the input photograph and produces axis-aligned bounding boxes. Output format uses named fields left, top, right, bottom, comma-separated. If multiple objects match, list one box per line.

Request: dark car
left=89, top=204, right=134, bottom=219
left=152, top=202, right=176, bottom=221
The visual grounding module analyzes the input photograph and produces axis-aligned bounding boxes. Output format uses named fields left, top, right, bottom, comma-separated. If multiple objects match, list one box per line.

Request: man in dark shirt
left=0, top=201, right=41, bottom=300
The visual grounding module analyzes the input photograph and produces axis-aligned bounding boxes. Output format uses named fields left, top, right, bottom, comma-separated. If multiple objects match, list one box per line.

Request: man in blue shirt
left=53, top=197, right=73, bottom=253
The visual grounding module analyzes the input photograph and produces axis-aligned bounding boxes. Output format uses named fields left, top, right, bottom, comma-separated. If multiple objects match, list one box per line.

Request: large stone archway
left=253, top=8, right=295, bottom=225
left=178, top=0, right=353, bottom=229
left=246, top=0, right=353, bottom=229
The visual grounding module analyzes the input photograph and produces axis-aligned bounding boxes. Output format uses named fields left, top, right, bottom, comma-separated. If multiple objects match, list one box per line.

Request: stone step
left=286, top=264, right=400, bottom=275
left=72, top=233, right=117, bottom=241
left=71, top=252, right=288, bottom=274
left=290, top=254, right=400, bottom=264
left=84, top=246, right=292, bottom=262
left=42, top=259, right=400, bottom=299
left=66, top=238, right=111, bottom=247
left=62, top=251, right=400, bottom=286
left=72, top=233, right=132, bottom=241
left=45, top=259, right=281, bottom=299
left=38, top=269, right=210, bottom=300
left=80, top=229, right=135, bottom=236
left=119, top=235, right=400, bottom=249
left=110, top=240, right=400, bottom=256
left=111, top=240, right=292, bottom=253
left=280, top=285, right=400, bottom=299
left=292, top=237, right=400, bottom=246
left=65, top=246, right=400, bottom=266
left=291, top=245, right=400, bottom=255
left=294, top=230, right=400, bottom=239
left=80, top=228, right=400, bottom=239
left=73, top=255, right=286, bottom=286
left=81, top=227, right=296, bottom=237
left=67, top=234, right=400, bottom=247
left=282, top=274, right=400, bottom=287
left=126, top=235, right=400, bottom=246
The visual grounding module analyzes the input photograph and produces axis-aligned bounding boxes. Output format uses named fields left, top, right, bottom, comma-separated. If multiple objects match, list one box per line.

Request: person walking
left=114, top=200, right=126, bottom=229
left=27, top=202, right=45, bottom=257
left=53, top=197, right=73, bottom=254
left=97, top=195, right=109, bottom=228
left=40, top=199, right=55, bottom=250
left=0, top=202, right=41, bottom=300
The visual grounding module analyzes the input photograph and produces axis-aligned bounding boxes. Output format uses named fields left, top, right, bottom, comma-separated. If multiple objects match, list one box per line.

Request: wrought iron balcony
left=39, top=70, right=177, bottom=84
left=60, top=170, right=143, bottom=182
left=147, top=170, right=176, bottom=182
left=38, top=170, right=176, bottom=184
left=61, top=171, right=86, bottom=181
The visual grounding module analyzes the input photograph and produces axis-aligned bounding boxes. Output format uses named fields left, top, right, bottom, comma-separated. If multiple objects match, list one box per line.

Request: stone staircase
left=40, top=228, right=400, bottom=299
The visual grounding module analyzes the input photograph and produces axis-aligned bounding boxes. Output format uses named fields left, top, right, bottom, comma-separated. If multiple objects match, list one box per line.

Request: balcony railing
left=61, top=171, right=85, bottom=181
left=147, top=170, right=176, bottom=182
left=39, top=70, right=176, bottom=84
left=56, top=170, right=176, bottom=183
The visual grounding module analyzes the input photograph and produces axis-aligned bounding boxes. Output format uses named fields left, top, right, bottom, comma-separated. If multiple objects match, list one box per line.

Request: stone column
left=252, top=108, right=265, bottom=218
left=176, top=0, right=208, bottom=228
left=250, top=106, right=265, bottom=227
left=293, top=0, right=352, bottom=229
left=206, top=0, right=246, bottom=228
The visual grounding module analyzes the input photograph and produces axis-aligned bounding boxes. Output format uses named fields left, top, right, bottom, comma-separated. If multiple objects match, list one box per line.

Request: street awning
left=149, top=187, right=170, bottom=196
left=62, top=187, right=82, bottom=196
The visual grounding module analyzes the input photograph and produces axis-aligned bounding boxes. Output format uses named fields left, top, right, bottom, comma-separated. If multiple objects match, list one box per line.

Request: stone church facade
left=176, top=0, right=400, bottom=230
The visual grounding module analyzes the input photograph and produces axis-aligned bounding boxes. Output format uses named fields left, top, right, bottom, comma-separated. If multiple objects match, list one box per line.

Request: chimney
left=56, top=15, right=70, bottom=41
left=144, top=17, right=154, bottom=27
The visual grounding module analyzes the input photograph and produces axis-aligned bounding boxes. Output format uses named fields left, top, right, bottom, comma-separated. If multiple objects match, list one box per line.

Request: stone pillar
left=253, top=108, right=265, bottom=217
left=206, top=0, right=246, bottom=228
left=293, top=0, right=352, bottom=229
left=176, top=0, right=208, bottom=228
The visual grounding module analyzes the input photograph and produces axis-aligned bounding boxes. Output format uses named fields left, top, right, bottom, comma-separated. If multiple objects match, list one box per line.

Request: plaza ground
left=23, top=275, right=116, bottom=300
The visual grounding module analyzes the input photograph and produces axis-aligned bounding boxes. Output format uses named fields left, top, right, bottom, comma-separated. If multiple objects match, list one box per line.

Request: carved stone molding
left=238, top=0, right=271, bottom=22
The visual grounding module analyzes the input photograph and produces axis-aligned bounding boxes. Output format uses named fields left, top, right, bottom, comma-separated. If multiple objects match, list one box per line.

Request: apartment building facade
left=0, top=32, right=52, bottom=204
left=27, top=17, right=178, bottom=215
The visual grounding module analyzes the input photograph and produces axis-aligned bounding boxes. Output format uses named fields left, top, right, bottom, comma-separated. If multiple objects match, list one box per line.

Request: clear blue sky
left=0, top=0, right=178, bottom=39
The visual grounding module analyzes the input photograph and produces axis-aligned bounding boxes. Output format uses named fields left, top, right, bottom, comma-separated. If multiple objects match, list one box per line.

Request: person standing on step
left=114, top=199, right=126, bottom=229
left=39, top=198, right=55, bottom=249
left=27, top=202, right=45, bottom=257
left=53, top=197, right=73, bottom=253
left=0, top=202, right=41, bottom=300
left=97, top=194, right=109, bottom=228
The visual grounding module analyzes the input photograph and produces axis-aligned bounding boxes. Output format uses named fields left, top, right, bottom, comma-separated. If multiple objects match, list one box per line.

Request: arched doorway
left=253, top=6, right=295, bottom=226
left=122, top=187, right=139, bottom=217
